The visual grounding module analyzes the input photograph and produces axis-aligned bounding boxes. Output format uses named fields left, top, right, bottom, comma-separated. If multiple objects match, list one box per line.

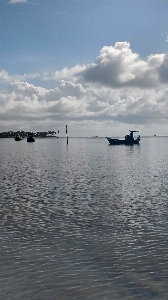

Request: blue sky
left=1, top=0, right=168, bottom=136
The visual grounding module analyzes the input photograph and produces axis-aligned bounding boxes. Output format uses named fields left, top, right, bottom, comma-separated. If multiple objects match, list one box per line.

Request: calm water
left=0, top=137, right=168, bottom=300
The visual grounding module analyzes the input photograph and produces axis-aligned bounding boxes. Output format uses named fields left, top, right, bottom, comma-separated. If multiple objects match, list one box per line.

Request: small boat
left=106, top=130, right=140, bottom=145
left=27, top=133, right=35, bottom=142
left=15, top=134, right=23, bottom=141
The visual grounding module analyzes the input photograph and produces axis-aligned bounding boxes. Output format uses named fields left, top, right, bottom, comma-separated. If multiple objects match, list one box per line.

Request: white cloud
left=77, top=42, right=166, bottom=88
left=0, top=70, right=40, bottom=83
left=1, top=79, right=168, bottom=135
left=1, top=42, right=168, bottom=135
left=43, top=65, right=86, bottom=82
left=161, top=32, right=168, bottom=43
left=9, top=0, right=28, bottom=3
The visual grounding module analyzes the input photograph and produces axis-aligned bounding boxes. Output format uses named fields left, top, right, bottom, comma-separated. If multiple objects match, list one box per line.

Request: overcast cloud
left=1, top=42, right=168, bottom=136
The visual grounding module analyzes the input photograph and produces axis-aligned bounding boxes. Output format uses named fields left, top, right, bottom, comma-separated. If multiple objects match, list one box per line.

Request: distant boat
left=27, top=133, right=35, bottom=142
left=106, top=130, right=140, bottom=145
left=15, top=134, right=23, bottom=141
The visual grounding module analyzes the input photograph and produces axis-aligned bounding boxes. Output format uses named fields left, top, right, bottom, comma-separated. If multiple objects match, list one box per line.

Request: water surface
left=0, top=137, right=168, bottom=299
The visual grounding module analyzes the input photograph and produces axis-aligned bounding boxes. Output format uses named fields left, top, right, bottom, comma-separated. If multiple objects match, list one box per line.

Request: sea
left=0, top=136, right=168, bottom=300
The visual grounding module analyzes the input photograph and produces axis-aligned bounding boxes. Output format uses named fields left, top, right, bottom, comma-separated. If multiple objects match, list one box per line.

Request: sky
left=1, top=0, right=168, bottom=137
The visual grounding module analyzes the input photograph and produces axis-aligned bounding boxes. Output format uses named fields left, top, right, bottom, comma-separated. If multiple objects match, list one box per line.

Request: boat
left=106, top=130, right=140, bottom=145
left=27, top=133, right=35, bottom=142
left=15, top=134, right=23, bottom=141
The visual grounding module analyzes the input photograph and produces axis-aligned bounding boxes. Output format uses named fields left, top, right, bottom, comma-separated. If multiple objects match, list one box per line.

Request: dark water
left=0, top=137, right=168, bottom=300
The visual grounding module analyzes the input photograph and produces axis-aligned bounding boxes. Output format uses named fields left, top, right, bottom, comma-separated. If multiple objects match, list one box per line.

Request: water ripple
left=0, top=138, right=168, bottom=299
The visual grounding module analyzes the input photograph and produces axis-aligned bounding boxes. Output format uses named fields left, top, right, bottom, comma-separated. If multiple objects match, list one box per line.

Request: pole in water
left=66, top=125, right=68, bottom=144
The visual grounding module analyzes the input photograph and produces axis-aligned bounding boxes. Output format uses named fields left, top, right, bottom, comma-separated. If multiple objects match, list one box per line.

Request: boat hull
left=27, top=136, right=35, bottom=142
left=106, top=137, right=140, bottom=145
left=15, top=135, right=23, bottom=141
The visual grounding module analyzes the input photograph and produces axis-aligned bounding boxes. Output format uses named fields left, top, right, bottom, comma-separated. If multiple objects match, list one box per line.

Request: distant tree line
left=0, top=130, right=57, bottom=138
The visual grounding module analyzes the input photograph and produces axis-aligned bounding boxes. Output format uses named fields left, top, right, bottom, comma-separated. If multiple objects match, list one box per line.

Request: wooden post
left=66, top=125, right=68, bottom=144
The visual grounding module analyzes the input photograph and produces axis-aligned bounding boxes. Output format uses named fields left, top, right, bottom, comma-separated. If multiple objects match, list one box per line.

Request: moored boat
left=27, top=133, right=35, bottom=142
left=106, top=130, right=140, bottom=145
left=15, top=134, right=23, bottom=141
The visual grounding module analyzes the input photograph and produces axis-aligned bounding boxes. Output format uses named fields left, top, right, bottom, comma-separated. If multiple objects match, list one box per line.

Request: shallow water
left=0, top=137, right=168, bottom=299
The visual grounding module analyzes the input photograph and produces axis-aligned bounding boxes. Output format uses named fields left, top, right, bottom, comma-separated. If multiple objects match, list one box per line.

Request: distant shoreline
left=0, top=136, right=58, bottom=138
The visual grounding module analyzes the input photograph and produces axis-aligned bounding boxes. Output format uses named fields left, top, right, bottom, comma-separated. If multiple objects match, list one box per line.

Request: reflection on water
left=0, top=137, right=168, bottom=299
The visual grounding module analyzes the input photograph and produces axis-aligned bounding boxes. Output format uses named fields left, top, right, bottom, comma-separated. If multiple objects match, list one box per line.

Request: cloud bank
left=1, top=42, right=168, bottom=135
